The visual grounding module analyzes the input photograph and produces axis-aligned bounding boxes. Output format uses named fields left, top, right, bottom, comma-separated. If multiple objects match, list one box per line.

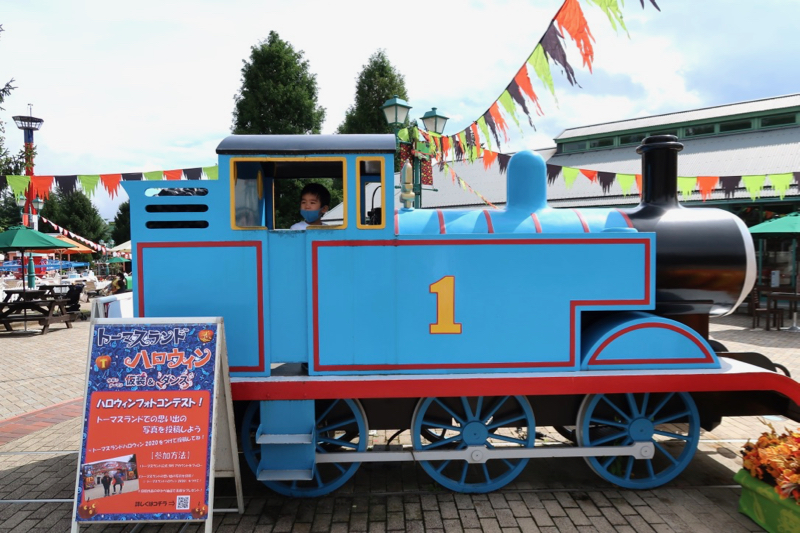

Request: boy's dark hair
left=300, top=183, right=331, bottom=208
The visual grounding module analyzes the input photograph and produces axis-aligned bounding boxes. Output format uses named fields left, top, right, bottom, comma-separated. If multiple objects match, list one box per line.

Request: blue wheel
left=411, top=396, right=535, bottom=493
left=576, top=392, right=700, bottom=489
left=240, top=399, right=368, bottom=497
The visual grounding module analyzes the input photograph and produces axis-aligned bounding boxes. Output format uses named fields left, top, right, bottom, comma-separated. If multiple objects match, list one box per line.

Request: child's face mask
left=300, top=209, right=321, bottom=223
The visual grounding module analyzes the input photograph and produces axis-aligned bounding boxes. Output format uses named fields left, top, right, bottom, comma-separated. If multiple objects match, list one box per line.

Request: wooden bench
left=0, top=298, right=76, bottom=334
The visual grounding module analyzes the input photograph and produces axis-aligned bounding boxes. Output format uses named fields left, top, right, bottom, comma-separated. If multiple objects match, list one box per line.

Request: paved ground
left=0, top=310, right=798, bottom=532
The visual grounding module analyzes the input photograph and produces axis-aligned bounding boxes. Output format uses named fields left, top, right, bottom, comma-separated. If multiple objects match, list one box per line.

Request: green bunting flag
left=202, top=166, right=219, bottom=180
left=77, top=175, right=100, bottom=197
left=562, top=167, right=580, bottom=189
left=589, top=0, right=629, bottom=35
left=742, top=175, right=766, bottom=200
left=477, top=116, right=492, bottom=151
left=768, top=173, right=793, bottom=199
left=7, top=175, right=29, bottom=198
left=528, top=45, right=556, bottom=98
left=144, top=171, right=163, bottom=181
left=677, top=176, right=697, bottom=199
left=498, top=91, right=522, bottom=132
left=616, top=173, right=636, bottom=196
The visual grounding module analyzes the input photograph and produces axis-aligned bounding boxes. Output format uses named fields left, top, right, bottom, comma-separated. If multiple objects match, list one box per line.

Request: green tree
left=40, top=189, right=108, bottom=249
left=0, top=189, right=22, bottom=231
left=232, top=31, right=325, bottom=135
left=337, top=50, right=408, bottom=135
left=110, top=200, right=130, bottom=245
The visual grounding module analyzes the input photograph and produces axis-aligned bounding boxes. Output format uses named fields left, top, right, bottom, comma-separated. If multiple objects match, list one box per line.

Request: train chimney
left=636, top=135, right=683, bottom=208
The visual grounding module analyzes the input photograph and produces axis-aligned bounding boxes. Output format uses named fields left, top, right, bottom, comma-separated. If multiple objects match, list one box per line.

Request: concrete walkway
left=0, top=313, right=797, bottom=531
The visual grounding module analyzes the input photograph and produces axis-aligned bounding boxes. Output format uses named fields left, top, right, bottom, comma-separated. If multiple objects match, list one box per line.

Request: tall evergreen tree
left=337, top=50, right=409, bottom=134
left=40, top=189, right=108, bottom=245
left=110, top=200, right=130, bottom=245
left=232, top=31, right=325, bottom=135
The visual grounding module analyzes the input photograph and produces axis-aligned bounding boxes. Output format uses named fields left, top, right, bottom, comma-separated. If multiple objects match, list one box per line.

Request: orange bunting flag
left=489, top=103, right=510, bottom=143
left=100, top=174, right=123, bottom=200
left=697, top=176, right=719, bottom=201
left=483, top=150, right=498, bottom=170
left=555, top=0, right=595, bottom=72
left=31, top=176, right=54, bottom=199
left=164, top=169, right=183, bottom=180
left=580, top=169, right=598, bottom=182
left=635, top=174, right=643, bottom=196
left=514, top=68, right=544, bottom=116
left=441, top=136, right=451, bottom=159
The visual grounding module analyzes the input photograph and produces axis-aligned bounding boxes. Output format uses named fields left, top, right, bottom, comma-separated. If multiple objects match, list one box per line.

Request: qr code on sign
left=176, top=495, right=190, bottom=511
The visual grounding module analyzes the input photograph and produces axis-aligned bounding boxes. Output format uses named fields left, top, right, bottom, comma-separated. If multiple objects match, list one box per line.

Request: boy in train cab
left=290, top=183, right=330, bottom=230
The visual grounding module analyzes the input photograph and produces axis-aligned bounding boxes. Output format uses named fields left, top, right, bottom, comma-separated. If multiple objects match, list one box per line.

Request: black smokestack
left=636, top=135, right=683, bottom=207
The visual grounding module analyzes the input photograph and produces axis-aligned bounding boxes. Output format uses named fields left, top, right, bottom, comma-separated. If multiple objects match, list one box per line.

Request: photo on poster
left=80, top=454, right=139, bottom=501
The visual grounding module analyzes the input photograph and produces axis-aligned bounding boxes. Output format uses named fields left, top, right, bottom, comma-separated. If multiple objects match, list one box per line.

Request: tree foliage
left=337, top=50, right=409, bottom=135
left=0, top=189, right=21, bottom=232
left=232, top=31, right=325, bottom=135
left=110, top=200, right=130, bottom=245
left=40, top=189, right=108, bottom=248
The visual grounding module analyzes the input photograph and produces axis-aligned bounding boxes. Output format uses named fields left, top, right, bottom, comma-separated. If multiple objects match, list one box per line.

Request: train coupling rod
left=316, top=442, right=654, bottom=464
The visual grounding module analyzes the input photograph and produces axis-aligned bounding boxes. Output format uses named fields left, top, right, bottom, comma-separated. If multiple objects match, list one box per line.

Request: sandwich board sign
left=71, top=317, right=242, bottom=532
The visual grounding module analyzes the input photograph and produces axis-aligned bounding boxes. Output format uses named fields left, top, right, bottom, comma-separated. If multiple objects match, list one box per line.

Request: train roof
left=216, top=134, right=397, bottom=155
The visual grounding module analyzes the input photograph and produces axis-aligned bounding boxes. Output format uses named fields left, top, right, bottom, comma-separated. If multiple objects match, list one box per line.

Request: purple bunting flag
left=719, top=176, right=741, bottom=199
left=546, top=164, right=561, bottom=185
left=598, top=171, right=616, bottom=194
left=541, top=22, right=578, bottom=86
left=497, top=153, right=512, bottom=174
left=55, top=175, right=78, bottom=194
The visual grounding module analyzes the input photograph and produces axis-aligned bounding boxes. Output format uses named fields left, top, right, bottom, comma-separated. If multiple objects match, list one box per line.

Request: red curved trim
left=572, top=209, right=590, bottom=233
left=437, top=209, right=446, bottom=234
left=483, top=210, right=494, bottom=233
left=530, top=213, right=542, bottom=233
left=231, top=368, right=800, bottom=405
left=615, top=209, right=634, bottom=228
left=311, top=238, right=652, bottom=371
left=394, top=209, right=399, bottom=234
left=587, top=322, right=714, bottom=365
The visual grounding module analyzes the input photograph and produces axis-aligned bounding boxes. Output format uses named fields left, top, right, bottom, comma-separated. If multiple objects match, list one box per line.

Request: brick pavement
left=1, top=312, right=797, bottom=531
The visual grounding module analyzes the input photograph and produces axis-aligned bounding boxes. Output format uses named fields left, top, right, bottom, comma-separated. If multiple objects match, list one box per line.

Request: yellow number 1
left=429, top=276, right=462, bottom=334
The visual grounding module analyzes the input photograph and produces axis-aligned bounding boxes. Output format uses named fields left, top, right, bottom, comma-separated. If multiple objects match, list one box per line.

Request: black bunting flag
left=546, top=164, right=561, bottom=185
left=453, top=136, right=464, bottom=162
left=507, top=81, right=535, bottom=128
left=497, top=153, right=512, bottom=174
left=720, top=176, right=742, bottom=199
left=122, top=172, right=143, bottom=181
left=483, top=110, right=501, bottom=149
left=55, top=175, right=78, bottom=194
left=184, top=167, right=203, bottom=180
left=598, top=172, right=616, bottom=194
left=541, top=22, right=578, bottom=86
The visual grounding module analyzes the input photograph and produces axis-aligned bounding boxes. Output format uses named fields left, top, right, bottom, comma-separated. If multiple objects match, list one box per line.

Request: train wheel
left=240, top=399, right=368, bottom=498
left=576, top=392, right=700, bottom=489
left=411, top=396, right=535, bottom=493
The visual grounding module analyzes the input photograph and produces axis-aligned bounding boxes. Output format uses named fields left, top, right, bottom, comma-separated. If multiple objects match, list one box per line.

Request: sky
left=1, top=0, right=799, bottom=221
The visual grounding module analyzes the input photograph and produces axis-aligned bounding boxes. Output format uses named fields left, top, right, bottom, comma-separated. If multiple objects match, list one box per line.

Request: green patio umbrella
left=0, top=225, right=76, bottom=290
left=107, top=256, right=130, bottom=264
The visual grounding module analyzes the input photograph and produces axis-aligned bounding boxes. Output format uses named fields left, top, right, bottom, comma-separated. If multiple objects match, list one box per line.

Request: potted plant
left=737, top=422, right=800, bottom=532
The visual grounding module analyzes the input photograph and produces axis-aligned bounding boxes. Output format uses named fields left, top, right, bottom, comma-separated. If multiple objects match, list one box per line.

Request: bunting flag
left=101, top=174, right=123, bottom=199
left=442, top=162, right=498, bottom=209
left=616, top=173, right=636, bottom=196
left=78, top=175, right=100, bottom=197
left=31, top=176, right=54, bottom=199
left=55, top=175, right=78, bottom=194
left=720, top=176, right=741, bottom=198
left=546, top=164, right=561, bottom=185
left=742, top=175, right=767, bottom=200
left=562, top=167, right=580, bottom=189
left=678, top=176, right=697, bottom=199
left=697, top=176, right=719, bottom=201
left=769, top=173, right=793, bottom=200
left=597, top=171, right=615, bottom=193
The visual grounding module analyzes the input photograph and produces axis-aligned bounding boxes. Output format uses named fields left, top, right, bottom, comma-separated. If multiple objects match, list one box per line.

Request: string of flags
left=0, top=166, right=218, bottom=200
left=39, top=216, right=131, bottom=258
left=392, top=0, right=661, bottom=206
left=545, top=165, right=800, bottom=201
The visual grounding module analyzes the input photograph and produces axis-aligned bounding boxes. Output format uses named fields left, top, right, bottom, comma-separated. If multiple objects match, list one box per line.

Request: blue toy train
left=122, top=134, right=800, bottom=496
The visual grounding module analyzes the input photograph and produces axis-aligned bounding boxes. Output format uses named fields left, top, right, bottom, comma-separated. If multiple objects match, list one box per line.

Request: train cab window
left=357, top=158, right=385, bottom=229
left=231, top=159, right=346, bottom=230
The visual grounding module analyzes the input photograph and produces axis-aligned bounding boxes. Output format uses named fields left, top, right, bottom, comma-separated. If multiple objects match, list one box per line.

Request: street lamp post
left=381, top=96, right=448, bottom=208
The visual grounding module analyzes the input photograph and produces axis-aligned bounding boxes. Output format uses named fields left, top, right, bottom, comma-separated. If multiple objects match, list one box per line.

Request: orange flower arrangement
left=741, top=422, right=800, bottom=504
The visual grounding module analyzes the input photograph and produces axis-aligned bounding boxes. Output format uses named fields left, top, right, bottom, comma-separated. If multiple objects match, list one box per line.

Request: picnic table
left=0, top=286, right=78, bottom=334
